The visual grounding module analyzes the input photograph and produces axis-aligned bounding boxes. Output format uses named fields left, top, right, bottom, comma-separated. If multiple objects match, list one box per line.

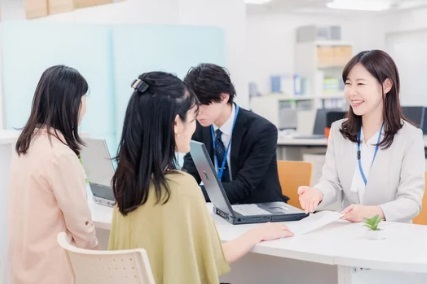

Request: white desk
left=277, top=135, right=427, bottom=160
left=0, top=130, right=20, bottom=284
left=277, top=136, right=328, bottom=160
left=89, top=201, right=427, bottom=284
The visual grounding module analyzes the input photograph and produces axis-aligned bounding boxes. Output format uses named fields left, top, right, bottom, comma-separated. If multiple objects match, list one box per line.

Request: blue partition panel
left=111, top=25, right=225, bottom=142
left=1, top=22, right=116, bottom=149
left=1, top=23, right=225, bottom=154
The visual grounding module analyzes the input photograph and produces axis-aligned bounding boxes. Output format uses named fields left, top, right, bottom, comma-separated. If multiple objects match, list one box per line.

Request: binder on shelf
left=270, top=74, right=303, bottom=95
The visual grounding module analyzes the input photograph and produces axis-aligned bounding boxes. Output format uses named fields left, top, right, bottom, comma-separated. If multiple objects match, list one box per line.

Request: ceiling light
left=326, top=0, right=390, bottom=11
left=244, top=0, right=272, bottom=5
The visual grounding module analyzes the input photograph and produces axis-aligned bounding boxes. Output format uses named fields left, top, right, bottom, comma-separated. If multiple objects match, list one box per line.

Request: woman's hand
left=298, top=186, right=323, bottom=214
left=251, top=222, right=294, bottom=242
left=340, top=204, right=385, bottom=222
left=223, top=222, right=293, bottom=263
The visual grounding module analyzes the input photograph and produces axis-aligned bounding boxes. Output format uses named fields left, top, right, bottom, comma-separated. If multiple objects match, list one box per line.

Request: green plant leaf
left=364, top=214, right=382, bottom=231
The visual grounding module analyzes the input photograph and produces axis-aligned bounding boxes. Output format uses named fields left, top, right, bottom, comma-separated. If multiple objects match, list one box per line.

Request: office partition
left=1, top=22, right=225, bottom=153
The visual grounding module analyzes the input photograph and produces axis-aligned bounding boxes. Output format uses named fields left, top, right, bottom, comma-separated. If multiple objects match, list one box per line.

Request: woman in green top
left=108, top=71, right=293, bottom=284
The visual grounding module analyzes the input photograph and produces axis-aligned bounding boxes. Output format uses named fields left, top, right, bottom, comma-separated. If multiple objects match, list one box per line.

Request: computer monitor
left=312, top=108, right=343, bottom=135
left=401, top=106, right=425, bottom=129
left=326, top=111, right=347, bottom=128
left=422, top=108, right=427, bottom=134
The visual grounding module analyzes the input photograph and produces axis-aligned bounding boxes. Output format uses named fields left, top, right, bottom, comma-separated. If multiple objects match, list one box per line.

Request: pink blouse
left=8, top=129, right=98, bottom=284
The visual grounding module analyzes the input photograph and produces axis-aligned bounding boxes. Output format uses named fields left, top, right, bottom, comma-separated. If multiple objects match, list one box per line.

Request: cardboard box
left=74, top=0, right=113, bottom=9
left=48, top=0, right=74, bottom=15
left=24, top=0, right=49, bottom=19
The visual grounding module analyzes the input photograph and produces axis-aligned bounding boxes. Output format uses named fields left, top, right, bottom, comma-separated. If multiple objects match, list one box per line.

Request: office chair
left=412, top=172, right=427, bottom=225
left=57, top=232, right=155, bottom=284
left=277, top=160, right=312, bottom=209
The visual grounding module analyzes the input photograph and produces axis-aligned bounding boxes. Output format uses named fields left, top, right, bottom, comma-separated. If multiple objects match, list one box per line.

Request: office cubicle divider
left=1, top=22, right=225, bottom=154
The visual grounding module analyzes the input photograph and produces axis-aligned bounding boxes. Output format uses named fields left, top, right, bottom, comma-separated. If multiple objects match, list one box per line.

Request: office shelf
left=295, top=40, right=353, bottom=109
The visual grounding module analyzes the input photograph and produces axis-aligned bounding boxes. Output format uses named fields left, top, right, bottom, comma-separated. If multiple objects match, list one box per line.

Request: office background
left=2, top=0, right=427, bottom=134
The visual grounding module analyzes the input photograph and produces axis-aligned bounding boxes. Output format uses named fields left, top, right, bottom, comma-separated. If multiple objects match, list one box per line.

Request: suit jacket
left=316, top=119, right=425, bottom=222
left=183, top=107, right=286, bottom=204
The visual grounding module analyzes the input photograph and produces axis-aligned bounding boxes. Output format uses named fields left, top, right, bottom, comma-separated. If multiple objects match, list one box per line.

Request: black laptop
left=189, top=141, right=308, bottom=224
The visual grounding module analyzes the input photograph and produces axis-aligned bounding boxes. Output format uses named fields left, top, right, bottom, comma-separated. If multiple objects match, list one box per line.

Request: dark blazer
left=183, top=107, right=287, bottom=204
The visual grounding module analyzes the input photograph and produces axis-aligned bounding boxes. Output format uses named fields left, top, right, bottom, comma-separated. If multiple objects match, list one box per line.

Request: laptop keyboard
left=231, top=204, right=272, bottom=216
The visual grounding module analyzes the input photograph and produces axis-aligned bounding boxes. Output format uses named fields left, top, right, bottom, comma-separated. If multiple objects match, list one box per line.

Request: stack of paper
left=287, top=211, right=343, bottom=236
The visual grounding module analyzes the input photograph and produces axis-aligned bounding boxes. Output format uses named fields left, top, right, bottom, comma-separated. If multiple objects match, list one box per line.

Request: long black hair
left=15, top=65, right=88, bottom=156
left=112, top=71, right=199, bottom=215
left=340, top=50, right=403, bottom=149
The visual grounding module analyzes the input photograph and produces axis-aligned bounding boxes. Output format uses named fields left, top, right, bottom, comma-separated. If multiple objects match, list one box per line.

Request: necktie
left=215, top=129, right=230, bottom=182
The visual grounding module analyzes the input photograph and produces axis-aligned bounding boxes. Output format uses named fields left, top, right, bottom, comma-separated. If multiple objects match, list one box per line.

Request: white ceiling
left=246, top=0, right=427, bottom=15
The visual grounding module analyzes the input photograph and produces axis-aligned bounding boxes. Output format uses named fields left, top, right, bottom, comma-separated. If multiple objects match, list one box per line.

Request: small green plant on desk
left=364, top=214, right=382, bottom=231
left=364, top=215, right=385, bottom=240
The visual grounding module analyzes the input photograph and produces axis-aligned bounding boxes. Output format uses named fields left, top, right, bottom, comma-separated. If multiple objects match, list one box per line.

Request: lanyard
left=357, top=124, right=383, bottom=185
left=211, top=104, right=240, bottom=181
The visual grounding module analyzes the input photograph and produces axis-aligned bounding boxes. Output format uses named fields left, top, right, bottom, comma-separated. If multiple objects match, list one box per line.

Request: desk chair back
left=413, top=171, right=427, bottom=225
left=277, top=160, right=312, bottom=209
left=57, top=232, right=155, bottom=284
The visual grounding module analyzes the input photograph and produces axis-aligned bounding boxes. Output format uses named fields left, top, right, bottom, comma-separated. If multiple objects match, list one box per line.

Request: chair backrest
left=57, top=232, right=155, bottom=284
left=413, top=171, right=427, bottom=225
left=277, top=160, right=312, bottom=209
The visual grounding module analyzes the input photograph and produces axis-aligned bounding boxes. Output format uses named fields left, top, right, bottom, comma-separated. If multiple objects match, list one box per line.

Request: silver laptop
left=189, top=141, right=308, bottom=224
left=80, top=138, right=115, bottom=207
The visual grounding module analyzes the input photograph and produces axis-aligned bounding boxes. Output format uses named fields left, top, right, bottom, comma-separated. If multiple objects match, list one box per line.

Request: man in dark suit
left=182, top=63, right=287, bottom=204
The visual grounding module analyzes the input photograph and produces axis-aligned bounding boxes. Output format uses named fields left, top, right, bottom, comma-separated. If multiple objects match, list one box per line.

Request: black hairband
left=131, top=79, right=149, bottom=94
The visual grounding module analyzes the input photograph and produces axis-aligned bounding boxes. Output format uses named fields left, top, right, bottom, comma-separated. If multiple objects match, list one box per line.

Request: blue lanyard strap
left=211, top=104, right=240, bottom=181
left=357, top=124, right=383, bottom=185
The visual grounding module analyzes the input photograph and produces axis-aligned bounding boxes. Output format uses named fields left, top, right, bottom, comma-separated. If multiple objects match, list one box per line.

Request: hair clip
left=131, top=79, right=149, bottom=94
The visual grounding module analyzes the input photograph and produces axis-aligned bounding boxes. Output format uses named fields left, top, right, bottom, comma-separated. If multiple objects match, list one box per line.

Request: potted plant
left=364, top=215, right=385, bottom=240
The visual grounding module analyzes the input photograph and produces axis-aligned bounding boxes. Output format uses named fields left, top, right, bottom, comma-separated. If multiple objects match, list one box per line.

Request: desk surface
left=0, top=130, right=20, bottom=145
left=278, top=135, right=427, bottom=148
left=89, top=201, right=427, bottom=274
left=277, top=137, right=327, bottom=146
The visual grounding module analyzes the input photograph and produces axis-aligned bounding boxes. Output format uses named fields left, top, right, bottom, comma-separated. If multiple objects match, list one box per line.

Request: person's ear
left=383, top=78, right=393, bottom=95
left=220, top=92, right=230, bottom=104
left=174, top=114, right=182, bottom=136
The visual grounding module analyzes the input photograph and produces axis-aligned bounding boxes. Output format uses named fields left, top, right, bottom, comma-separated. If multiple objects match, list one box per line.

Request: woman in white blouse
left=298, top=50, right=425, bottom=223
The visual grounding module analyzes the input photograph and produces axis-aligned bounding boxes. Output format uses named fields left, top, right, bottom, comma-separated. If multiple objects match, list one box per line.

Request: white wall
left=381, top=7, right=427, bottom=106
left=246, top=12, right=384, bottom=95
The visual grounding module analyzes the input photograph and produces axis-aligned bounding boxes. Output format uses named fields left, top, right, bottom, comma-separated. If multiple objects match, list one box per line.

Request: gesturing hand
left=297, top=186, right=323, bottom=214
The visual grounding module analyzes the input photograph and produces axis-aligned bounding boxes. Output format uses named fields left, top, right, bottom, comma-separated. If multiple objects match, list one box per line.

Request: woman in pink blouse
left=8, top=65, right=98, bottom=284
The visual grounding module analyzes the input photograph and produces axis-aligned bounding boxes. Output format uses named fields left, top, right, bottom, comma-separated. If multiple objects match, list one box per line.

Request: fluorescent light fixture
left=326, top=0, right=390, bottom=11
left=244, top=0, right=272, bottom=4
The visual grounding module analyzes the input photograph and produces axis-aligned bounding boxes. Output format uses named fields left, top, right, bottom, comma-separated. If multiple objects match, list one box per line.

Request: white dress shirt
left=350, top=127, right=383, bottom=203
left=213, top=103, right=236, bottom=180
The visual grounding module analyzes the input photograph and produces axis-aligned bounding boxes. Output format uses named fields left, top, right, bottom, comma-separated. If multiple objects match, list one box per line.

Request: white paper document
left=287, top=211, right=343, bottom=236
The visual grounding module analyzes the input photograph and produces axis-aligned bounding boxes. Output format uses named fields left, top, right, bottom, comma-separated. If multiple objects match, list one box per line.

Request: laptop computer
left=80, top=138, right=115, bottom=207
left=189, top=140, right=308, bottom=224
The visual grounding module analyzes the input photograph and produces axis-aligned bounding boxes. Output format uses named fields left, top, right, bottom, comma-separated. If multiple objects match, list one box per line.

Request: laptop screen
left=80, top=138, right=115, bottom=190
left=189, top=140, right=234, bottom=217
